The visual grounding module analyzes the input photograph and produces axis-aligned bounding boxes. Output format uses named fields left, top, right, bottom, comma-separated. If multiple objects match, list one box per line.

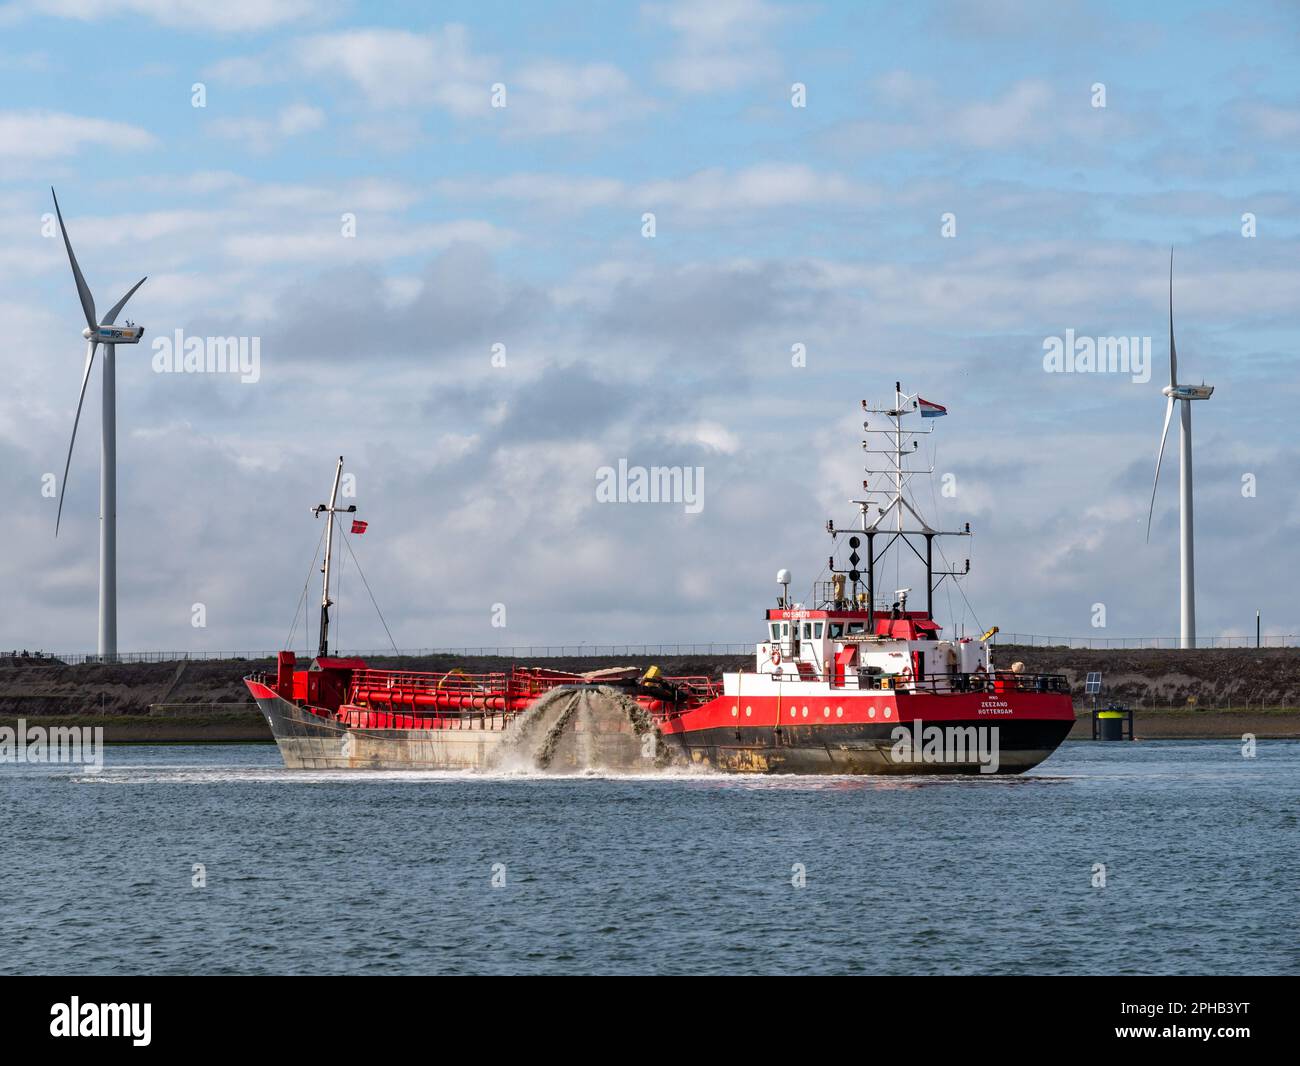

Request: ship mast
left=313, top=456, right=356, bottom=659
left=826, top=383, right=970, bottom=626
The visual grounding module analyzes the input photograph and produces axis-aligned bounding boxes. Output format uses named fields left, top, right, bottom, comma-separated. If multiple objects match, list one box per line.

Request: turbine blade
left=104, top=276, right=147, bottom=325
left=1168, top=247, right=1177, bottom=388
left=55, top=339, right=99, bottom=537
left=51, top=188, right=97, bottom=332
left=1146, top=396, right=1176, bottom=543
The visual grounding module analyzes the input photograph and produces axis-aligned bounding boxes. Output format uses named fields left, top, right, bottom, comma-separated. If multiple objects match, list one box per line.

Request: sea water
left=1, top=740, right=1295, bottom=975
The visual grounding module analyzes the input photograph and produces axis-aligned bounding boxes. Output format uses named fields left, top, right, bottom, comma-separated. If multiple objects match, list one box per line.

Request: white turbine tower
left=1146, top=250, right=1213, bottom=650
left=51, top=189, right=147, bottom=661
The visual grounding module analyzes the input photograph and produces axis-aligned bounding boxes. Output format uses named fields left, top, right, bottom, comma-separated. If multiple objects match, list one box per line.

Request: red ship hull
left=659, top=689, right=1074, bottom=774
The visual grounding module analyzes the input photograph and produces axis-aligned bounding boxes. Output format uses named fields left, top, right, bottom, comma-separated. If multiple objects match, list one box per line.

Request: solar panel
left=1084, top=672, right=1102, bottom=694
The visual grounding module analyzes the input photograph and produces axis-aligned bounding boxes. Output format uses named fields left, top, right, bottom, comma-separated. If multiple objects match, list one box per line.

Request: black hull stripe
left=669, top=721, right=1074, bottom=775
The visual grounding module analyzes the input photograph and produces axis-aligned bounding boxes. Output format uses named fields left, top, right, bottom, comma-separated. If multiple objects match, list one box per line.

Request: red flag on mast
left=350, top=519, right=368, bottom=534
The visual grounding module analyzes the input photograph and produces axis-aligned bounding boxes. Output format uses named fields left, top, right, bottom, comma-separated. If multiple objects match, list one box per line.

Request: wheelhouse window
left=769, top=622, right=780, bottom=641
left=814, top=622, right=824, bottom=639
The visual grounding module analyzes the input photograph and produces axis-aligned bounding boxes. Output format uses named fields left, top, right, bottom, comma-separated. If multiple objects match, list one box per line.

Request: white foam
left=65, top=763, right=1078, bottom=789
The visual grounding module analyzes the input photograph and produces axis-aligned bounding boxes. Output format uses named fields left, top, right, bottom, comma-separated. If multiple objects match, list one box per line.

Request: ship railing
left=343, top=670, right=733, bottom=712
left=348, top=667, right=516, bottom=698
left=347, top=667, right=722, bottom=701
left=868, top=670, right=1071, bottom=696
left=334, top=705, right=518, bottom=732
left=903, top=671, right=1070, bottom=696
left=765, top=668, right=1069, bottom=695
left=662, top=676, right=722, bottom=701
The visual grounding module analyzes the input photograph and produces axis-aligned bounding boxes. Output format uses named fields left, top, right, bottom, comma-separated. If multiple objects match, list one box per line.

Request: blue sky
left=1, top=0, right=1298, bottom=653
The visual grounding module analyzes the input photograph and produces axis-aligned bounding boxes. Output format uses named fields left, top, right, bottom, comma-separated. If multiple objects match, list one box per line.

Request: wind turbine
left=51, top=189, right=147, bottom=661
left=1146, top=250, right=1213, bottom=650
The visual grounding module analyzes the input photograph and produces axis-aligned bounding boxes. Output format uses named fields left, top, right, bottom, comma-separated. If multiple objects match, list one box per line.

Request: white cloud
left=643, top=0, right=787, bottom=93
left=121, top=171, right=251, bottom=197
left=799, top=240, right=1300, bottom=331
left=209, top=25, right=650, bottom=138
left=949, top=80, right=1054, bottom=149
left=278, top=102, right=325, bottom=136
left=234, top=178, right=424, bottom=214
left=841, top=75, right=1066, bottom=152
left=222, top=220, right=511, bottom=264
left=293, top=25, right=488, bottom=112
left=640, top=163, right=872, bottom=212
left=509, top=60, right=655, bottom=136
left=437, top=163, right=875, bottom=213
left=9, top=0, right=317, bottom=32
left=209, top=26, right=489, bottom=113
left=0, top=110, right=154, bottom=159
left=661, top=421, right=741, bottom=453
left=1236, top=100, right=1300, bottom=140
left=439, top=174, right=627, bottom=210
left=209, top=104, right=325, bottom=153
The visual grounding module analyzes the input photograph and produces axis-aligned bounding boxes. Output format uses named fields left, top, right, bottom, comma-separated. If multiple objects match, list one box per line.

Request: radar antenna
left=824, top=382, right=970, bottom=625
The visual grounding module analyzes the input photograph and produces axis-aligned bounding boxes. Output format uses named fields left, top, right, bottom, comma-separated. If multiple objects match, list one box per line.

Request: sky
left=0, top=0, right=1298, bottom=655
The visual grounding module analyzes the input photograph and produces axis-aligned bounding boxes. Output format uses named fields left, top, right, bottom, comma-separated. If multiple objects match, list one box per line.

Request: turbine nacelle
left=93, top=324, right=145, bottom=344
left=80, top=323, right=145, bottom=343
left=1162, top=383, right=1214, bottom=401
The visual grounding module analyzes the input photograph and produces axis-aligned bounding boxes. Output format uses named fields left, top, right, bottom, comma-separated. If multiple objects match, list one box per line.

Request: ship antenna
left=313, top=456, right=357, bottom=659
left=828, top=384, right=970, bottom=625
left=894, top=380, right=904, bottom=533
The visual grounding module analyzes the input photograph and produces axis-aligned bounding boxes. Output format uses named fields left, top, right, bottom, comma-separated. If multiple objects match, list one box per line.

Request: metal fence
left=8, top=644, right=756, bottom=665
left=1120, top=694, right=1294, bottom=711
left=995, top=634, right=1300, bottom=650
left=7, top=634, right=1300, bottom=665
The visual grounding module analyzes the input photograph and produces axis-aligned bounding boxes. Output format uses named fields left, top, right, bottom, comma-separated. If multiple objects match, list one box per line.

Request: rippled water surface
left=2, top=740, right=1295, bottom=975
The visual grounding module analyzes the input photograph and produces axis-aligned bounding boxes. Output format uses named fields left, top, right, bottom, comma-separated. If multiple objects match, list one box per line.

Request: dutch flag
left=917, top=396, right=947, bottom=418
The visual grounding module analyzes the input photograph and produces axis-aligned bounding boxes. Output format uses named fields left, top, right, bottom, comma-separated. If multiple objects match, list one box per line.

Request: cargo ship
left=246, top=385, right=1075, bottom=773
